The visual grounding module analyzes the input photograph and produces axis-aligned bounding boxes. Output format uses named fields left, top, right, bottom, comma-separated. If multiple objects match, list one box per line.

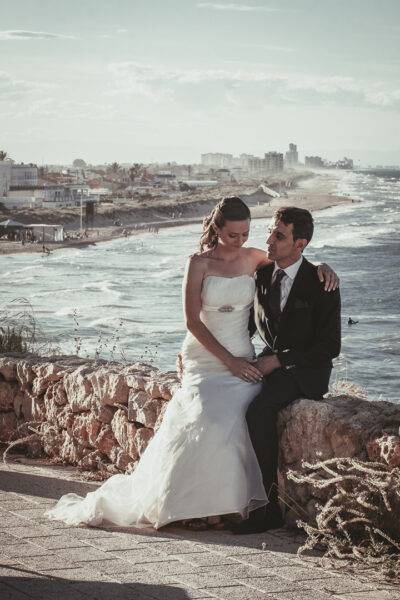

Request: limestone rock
left=89, top=367, right=129, bottom=406
left=125, top=374, right=148, bottom=391
left=19, top=392, right=33, bottom=420
left=32, top=362, right=66, bottom=395
left=39, top=422, right=63, bottom=457
left=16, top=360, right=35, bottom=391
left=64, top=366, right=95, bottom=412
left=145, top=374, right=179, bottom=401
left=95, top=404, right=116, bottom=424
left=0, top=411, right=17, bottom=441
left=59, top=431, right=89, bottom=463
left=70, top=413, right=101, bottom=448
left=54, top=406, right=74, bottom=430
left=0, top=381, right=17, bottom=411
left=109, top=446, right=131, bottom=470
left=13, top=391, right=25, bottom=418
left=135, top=398, right=166, bottom=429
left=127, top=390, right=149, bottom=421
left=95, top=425, right=117, bottom=458
left=78, top=450, right=107, bottom=471
left=279, top=399, right=335, bottom=464
left=44, top=382, right=67, bottom=407
left=135, top=427, right=154, bottom=456
left=0, top=357, right=17, bottom=381
left=30, top=394, right=47, bottom=422
left=111, top=409, right=138, bottom=460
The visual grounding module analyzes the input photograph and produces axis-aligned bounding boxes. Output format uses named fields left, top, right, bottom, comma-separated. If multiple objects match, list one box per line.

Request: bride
left=46, top=197, right=335, bottom=530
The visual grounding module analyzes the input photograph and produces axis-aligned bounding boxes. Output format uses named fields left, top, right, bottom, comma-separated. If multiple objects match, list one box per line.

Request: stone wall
left=1, top=353, right=399, bottom=522
left=0, top=354, right=178, bottom=475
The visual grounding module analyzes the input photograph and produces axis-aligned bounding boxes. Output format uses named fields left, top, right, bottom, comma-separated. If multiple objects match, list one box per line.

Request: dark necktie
left=267, top=269, right=285, bottom=335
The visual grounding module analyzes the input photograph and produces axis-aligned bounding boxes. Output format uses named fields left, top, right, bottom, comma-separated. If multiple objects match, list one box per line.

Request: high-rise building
left=285, top=143, right=298, bottom=167
left=305, top=156, right=324, bottom=169
left=201, top=153, right=233, bottom=168
left=264, top=152, right=284, bottom=173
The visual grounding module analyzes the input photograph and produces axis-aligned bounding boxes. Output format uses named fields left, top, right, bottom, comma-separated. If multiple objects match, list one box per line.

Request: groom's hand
left=255, top=354, right=281, bottom=376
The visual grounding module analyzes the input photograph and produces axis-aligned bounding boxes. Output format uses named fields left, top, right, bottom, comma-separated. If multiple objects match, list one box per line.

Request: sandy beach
left=0, top=171, right=355, bottom=256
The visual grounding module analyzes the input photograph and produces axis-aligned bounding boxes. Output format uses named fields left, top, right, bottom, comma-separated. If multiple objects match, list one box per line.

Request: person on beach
left=234, top=205, right=341, bottom=533
left=46, top=197, right=339, bottom=532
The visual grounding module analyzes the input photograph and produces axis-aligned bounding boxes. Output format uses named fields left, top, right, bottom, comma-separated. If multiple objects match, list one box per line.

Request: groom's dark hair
left=274, top=206, right=314, bottom=243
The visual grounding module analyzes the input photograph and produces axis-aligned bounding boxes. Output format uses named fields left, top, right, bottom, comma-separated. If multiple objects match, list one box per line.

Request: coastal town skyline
left=1, top=0, right=400, bottom=165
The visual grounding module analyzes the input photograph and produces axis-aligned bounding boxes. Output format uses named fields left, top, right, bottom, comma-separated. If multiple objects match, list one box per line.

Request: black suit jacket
left=252, top=257, right=341, bottom=399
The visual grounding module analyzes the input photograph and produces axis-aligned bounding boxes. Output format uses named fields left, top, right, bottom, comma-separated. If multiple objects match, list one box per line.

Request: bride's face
left=216, top=219, right=250, bottom=249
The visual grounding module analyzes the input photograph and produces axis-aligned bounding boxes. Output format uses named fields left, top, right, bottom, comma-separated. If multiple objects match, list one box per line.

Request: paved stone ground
left=0, top=459, right=399, bottom=600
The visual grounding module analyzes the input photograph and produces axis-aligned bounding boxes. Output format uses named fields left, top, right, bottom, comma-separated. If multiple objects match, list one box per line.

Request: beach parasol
left=0, top=219, right=26, bottom=229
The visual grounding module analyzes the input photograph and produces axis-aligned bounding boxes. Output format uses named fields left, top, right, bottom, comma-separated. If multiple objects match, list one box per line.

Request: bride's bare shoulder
left=245, top=246, right=271, bottom=267
left=188, top=250, right=213, bottom=263
left=185, top=251, right=211, bottom=277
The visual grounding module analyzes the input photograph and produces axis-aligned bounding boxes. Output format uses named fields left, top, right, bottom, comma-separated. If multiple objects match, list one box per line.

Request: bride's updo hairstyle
left=199, top=196, right=250, bottom=252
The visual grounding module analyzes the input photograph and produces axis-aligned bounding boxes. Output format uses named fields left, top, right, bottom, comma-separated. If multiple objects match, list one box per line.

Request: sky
left=1, top=0, right=400, bottom=166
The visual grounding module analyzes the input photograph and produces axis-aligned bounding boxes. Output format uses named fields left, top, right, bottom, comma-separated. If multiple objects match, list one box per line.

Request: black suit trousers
left=246, top=368, right=302, bottom=505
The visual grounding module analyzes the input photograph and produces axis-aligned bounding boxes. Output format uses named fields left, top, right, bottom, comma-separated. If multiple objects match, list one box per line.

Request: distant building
left=336, top=157, right=354, bottom=170
left=237, top=154, right=256, bottom=169
left=248, top=157, right=265, bottom=174
left=10, top=164, right=38, bottom=188
left=0, top=161, right=38, bottom=195
left=285, top=143, right=298, bottom=167
left=201, top=153, right=233, bottom=168
left=214, top=168, right=233, bottom=183
left=178, top=180, right=218, bottom=188
left=264, top=152, right=284, bottom=173
left=154, top=173, right=176, bottom=186
left=305, top=156, right=324, bottom=169
left=0, top=161, right=12, bottom=196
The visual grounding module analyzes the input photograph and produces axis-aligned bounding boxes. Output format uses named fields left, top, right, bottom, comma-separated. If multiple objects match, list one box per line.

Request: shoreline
left=0, top=172, right=356, bottom=256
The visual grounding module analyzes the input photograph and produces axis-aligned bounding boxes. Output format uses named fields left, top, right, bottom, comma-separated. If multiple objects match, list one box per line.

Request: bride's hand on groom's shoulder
left=227, top=357, right=264, bottom=383
left=317, top=263, right=340, bottom=292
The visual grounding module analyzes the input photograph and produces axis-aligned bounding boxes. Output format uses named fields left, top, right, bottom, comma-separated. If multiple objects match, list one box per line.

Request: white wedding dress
left=46, top=275, right=268, bottom=529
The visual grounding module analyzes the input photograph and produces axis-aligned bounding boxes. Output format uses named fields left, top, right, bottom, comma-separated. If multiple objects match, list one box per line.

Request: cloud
left=197, top=2, right=283, bottom=12
left=0, top=71, right=42, bottom=101
left=107, top=62, right=400, bottom=112
left=232, top=42, right=295, bottom=52
left=0, top=30, right=74, bottom=40
left=8, top=98, right=120, bottom=121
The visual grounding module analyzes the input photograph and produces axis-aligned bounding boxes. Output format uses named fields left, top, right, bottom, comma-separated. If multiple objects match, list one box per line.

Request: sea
left=0, top=170, right=399, bottom=403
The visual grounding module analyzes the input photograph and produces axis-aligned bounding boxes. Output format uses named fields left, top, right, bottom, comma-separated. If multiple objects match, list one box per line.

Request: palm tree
left=110, top=162, right=120, bottom=173
left=0, top=150, right=7, bottom=161
left=128, top=163, right=143, bottom=182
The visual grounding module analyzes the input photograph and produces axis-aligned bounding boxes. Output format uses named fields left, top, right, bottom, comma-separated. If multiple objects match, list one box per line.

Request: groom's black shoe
left=232, top=504, right=284, bottom=535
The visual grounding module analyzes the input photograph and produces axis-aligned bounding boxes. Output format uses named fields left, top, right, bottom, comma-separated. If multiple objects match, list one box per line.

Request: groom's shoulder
left=301, top=258, right=341, bottom=301
left=300, top=258, right=324, bottom=289
left=255, top=263, right=274, bottom=283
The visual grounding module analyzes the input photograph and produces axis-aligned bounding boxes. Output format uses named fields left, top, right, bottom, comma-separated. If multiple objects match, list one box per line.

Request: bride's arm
left=183, top=257, right=263, bottom=383
left=247, top=247, right=339, bottom=291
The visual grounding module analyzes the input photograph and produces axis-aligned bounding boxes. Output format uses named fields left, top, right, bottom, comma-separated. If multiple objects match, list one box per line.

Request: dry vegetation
left=289, top=457, right=400, bottom=583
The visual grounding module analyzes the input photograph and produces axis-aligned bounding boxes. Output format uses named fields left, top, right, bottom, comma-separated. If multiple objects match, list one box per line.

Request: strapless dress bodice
left=181, top=275, right=256, bottom=374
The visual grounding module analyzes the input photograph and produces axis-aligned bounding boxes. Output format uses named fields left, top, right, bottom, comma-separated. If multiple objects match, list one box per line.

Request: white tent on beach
left=28, top=224, right=64, bottom=242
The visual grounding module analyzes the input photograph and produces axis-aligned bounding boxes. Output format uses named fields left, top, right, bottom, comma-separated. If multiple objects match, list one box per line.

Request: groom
left=234, top=206, right=341, bottom=534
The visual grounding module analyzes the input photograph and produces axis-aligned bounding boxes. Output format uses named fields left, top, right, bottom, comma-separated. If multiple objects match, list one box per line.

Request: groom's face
left=266, top=219, right=305, bottom=265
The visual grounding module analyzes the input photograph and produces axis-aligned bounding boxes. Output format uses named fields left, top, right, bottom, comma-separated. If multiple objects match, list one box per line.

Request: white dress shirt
left=272, top=256, right=303, bottom=312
